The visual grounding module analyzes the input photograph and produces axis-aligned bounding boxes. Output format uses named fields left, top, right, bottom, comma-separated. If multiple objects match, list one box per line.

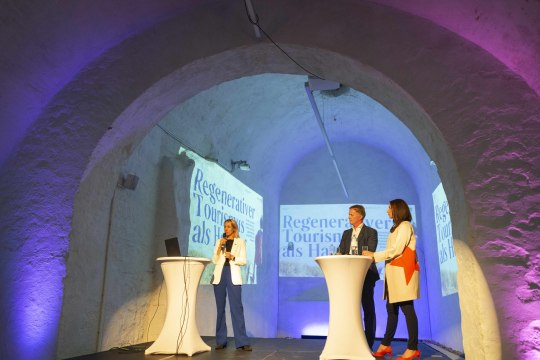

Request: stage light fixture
left=231, top=160, right=251, bottom=172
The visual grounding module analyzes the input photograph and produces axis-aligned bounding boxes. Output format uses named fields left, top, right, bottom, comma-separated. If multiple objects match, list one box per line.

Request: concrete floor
left=66, top=337, right=463, bottom=360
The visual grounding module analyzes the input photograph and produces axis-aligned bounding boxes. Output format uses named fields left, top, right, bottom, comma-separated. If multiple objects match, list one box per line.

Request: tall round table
left=145, top=257, right=211, bottom=356
left=315, top=255, right=375, bottom=360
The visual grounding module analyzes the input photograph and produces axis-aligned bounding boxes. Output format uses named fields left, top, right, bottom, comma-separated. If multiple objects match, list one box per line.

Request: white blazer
left=211, top=237, right=247, bottom=285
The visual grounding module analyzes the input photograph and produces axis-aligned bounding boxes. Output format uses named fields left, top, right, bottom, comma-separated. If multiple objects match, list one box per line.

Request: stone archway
left=2, top=1, right=537, bottom=358
left=58, top=43, right=492, bottom=357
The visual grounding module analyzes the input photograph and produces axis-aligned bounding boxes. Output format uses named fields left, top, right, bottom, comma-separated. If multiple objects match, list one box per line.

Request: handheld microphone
left=221, top=233, right=226, bottom=254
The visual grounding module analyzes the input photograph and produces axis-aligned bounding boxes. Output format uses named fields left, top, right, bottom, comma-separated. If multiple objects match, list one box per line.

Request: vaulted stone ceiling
left=1, top=0, right=539, bottom=166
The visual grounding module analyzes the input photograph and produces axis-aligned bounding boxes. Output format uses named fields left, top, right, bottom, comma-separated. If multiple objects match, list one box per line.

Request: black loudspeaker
left=117, top=174, right=139, bottom=190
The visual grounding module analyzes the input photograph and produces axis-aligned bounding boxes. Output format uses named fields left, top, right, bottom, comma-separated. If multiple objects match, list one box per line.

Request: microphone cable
left=175, top=256, right=191, bottom=353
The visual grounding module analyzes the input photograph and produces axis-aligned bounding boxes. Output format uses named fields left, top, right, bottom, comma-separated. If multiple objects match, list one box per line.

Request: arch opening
left=61, top=65, right=492, bottom=357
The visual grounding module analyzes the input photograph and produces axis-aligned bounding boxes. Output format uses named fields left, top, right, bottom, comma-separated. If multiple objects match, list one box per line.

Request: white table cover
left=316, top=255, right=375, bottom=360
left=145, top=257, right=211, bottom=356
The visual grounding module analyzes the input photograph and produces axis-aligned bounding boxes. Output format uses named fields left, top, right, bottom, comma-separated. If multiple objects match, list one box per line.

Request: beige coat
left=373, top=221, right=420, bottom=303
left=211, top=237, right=247, bottom=285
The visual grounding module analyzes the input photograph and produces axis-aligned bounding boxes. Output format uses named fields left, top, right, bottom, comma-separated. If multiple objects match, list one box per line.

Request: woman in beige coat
left=363, top=199, right=420, bottom=360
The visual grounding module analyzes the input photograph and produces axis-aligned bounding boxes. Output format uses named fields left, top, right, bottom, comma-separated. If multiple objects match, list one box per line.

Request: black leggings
left=381, top=300, right=418, bottom=350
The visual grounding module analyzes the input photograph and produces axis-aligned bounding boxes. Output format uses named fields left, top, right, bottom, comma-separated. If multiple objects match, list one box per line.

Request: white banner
left=183, top=150, right=263, bottom=284
left=432, top=183, right=458, bottom=296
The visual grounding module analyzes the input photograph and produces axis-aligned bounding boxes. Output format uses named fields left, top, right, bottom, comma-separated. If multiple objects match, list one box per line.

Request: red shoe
left=372, top=346, right=392, bottom=357
left=396, top=349, right=421, bottom=360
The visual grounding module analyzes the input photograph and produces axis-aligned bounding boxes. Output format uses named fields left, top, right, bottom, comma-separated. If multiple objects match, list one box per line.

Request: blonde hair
left=224, top=218, right=239, bottom=238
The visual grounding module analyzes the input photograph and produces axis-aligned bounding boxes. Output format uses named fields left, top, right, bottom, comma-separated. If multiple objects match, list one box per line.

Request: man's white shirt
left=349, top=223, right=364, bottom=254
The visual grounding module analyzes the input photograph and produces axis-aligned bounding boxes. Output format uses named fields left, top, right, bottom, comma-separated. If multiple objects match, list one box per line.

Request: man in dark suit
left=337, top=204, right=379, bottom=350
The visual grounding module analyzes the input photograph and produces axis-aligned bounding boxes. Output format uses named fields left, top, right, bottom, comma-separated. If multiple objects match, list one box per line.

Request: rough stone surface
left=518, top=320, right=540, bottom=360
left=0, top=1, right=539, bottom=360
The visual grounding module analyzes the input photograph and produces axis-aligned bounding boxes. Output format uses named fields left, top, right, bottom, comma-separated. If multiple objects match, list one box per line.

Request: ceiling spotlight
left=231, top=160, right=251, bottom=172
left=307, top=76, right=340, bottom=92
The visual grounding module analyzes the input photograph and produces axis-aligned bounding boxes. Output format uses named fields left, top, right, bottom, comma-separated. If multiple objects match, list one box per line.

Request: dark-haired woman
left=211, top=219, right=252, bottom=351
left=363, top=199, right=420, bottom=360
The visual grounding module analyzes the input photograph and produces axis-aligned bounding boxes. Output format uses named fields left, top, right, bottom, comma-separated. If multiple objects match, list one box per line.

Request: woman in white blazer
left=211, top=219, right=252, bottom=351
left=363, top=199, right=420, bottom=360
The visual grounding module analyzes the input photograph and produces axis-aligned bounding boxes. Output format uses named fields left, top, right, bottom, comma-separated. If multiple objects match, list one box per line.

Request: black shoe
left=215, top=344, right=227, bottom=350
left=238, top=345, right=252, bottom=351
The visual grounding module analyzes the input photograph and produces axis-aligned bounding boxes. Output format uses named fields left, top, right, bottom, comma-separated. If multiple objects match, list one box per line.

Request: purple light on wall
left=519, top=319, right=540, bottom=359
left=10, top=250, right=66, bottom=357
left=3, top=180, right=71, bottom=358
left=1, top=1, right=189, bottom=166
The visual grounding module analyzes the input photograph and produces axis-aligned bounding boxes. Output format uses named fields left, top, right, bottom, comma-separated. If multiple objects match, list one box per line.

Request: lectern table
left=315, top=255, right=375, bottom=360
left=145, top=257, right=211, bottom=356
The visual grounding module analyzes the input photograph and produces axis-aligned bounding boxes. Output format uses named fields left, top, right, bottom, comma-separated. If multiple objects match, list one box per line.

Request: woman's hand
left=225, top=251, right=235, bottom=261
left=362, top=250, right=375, bottom=262
left=362, top=250, right=374, bottom=258
left=216, top=238, right=228, bottom=256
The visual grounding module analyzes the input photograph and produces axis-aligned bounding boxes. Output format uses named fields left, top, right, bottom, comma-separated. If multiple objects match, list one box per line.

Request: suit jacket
left=211, top=237, right=247, bottom=285
left=338, top=225, right=380, bottom=284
